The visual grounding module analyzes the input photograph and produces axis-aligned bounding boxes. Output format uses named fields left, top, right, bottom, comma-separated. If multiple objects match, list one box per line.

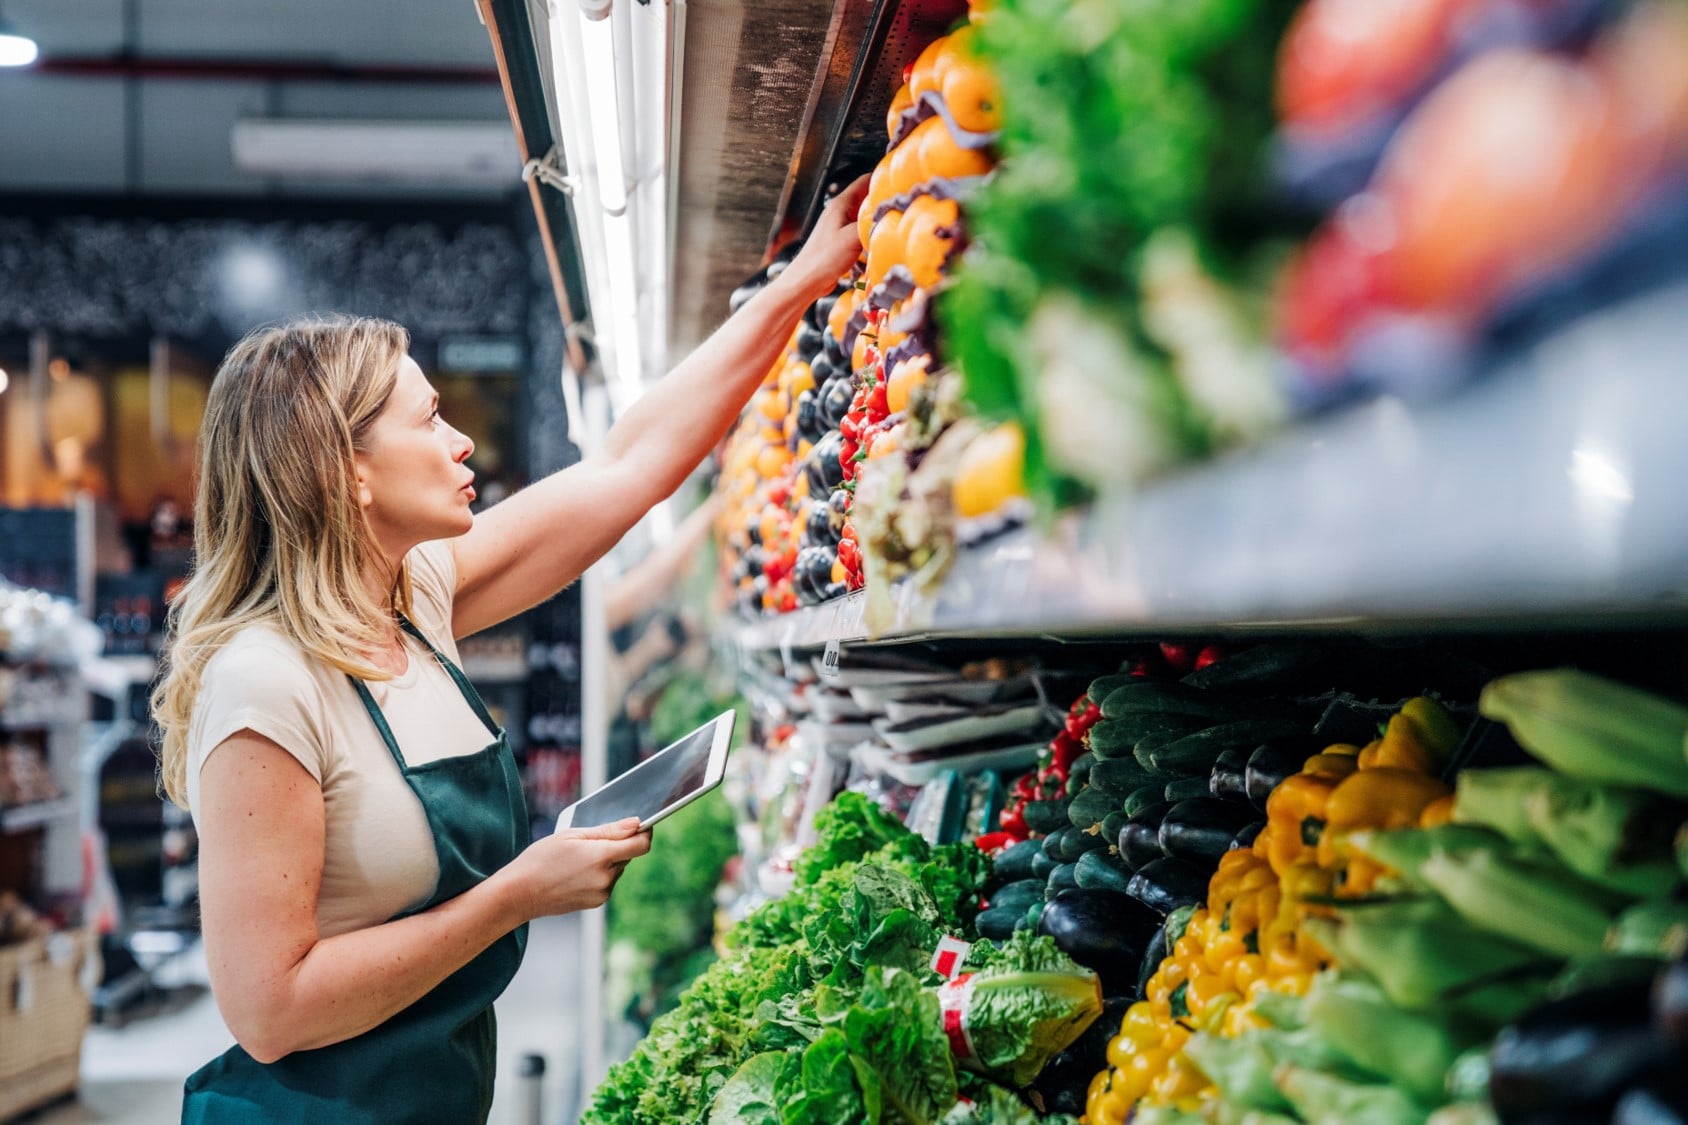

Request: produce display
left=590, top=622, right=1688, bottom=1125
left=716, top=11, right=1005, bottom=620
left=584, top=792, right=1099, bottom=1124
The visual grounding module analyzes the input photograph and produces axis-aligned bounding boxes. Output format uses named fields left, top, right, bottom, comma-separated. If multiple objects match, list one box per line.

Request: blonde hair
left=154, top=315, right=415, bottom=808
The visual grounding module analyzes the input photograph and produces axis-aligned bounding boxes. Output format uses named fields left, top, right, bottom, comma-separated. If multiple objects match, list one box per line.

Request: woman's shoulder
left=202, top=623, right=327, bottom=698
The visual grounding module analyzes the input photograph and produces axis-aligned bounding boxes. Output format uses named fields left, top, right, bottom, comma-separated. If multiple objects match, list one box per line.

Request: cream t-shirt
left=185, top=540, right=502, bottom=938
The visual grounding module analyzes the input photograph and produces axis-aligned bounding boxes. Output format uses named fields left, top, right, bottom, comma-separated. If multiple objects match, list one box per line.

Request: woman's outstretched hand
left=499, top=816, right=653, bottom=921
left=783, top=173, right=874, bottom=301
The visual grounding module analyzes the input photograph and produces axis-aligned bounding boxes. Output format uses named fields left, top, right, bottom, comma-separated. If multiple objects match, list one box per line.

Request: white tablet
left=555, top=709, right=737, bottom=832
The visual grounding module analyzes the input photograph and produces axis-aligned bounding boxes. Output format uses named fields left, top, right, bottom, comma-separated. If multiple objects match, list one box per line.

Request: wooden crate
left=0, top=929, right=96, bottom=1121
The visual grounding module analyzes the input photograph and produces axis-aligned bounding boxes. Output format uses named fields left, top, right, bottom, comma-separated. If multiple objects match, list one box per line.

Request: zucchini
left=1133, top=729, right=1191, bottom=775
left=1127, top=857, right=1211, bottom=916
left=1102, top=681, right=1284, bottom=723
left=1068, top=752, right=1097, bottom=791
left=1042, top=826, right=1075, bottom=860
left=1147, top=720, right=1309, bottom=777
left=1018, top=900, right=1045, bottom=932
left=1210, top=746, right=1250, bottom=802
left=1031, top=849, right=1059, bottom=880
left=1046, top=863, right=1080, bottom=899
left=1123, top=784, right=1164, bottom=819
left=1180, top=643, right=1333, bottom=695
left=1118, top=801, right=1176, bottom=871
left=1069, top=786, right=1120, bottom=830
left=1099, top=811, right=1130, bottom=850
left=1157, top=798, right=1262, bottom=865
left=989, top=878, right=1047, bottom=915
left=1056, top=826, right=1107, bottom=864
left=1086, top=674, right=1140, bottom=704
left=993, top=837, right=1043, bottom=882
left=1075, top=848, right=1133, bottom=895
left=1089, top=713, right=1209, bottom=758
left=976, top=905, right=1021, bottom=942
left=1024, top=799, right=1072, bottom=835
left=1163, top=776, right=1211, bottom=803
left=1090, top=756, right=1160, bottom=797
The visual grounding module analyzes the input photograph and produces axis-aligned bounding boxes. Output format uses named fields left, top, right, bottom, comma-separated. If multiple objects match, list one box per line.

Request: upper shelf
left=733, top=279, right=1688, bottom=651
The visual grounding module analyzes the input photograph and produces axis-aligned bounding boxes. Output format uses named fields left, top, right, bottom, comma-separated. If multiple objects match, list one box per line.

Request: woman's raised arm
left=447, top=176, right=870, bottom=639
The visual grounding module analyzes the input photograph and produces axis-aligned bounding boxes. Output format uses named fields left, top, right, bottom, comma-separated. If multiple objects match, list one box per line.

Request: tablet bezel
left=554, top=707, right=737, bottom=832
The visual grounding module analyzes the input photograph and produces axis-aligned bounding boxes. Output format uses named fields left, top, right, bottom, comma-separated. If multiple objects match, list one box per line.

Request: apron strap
left=397, top=617, right=504, bottom=740
left=348, top=675, right=410, bottom=772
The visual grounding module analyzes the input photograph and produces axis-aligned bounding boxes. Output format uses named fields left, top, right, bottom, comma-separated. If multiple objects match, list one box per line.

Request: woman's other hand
left=781, top=173, right=873, bottom=301
left=500, top=817, right=653, bottom=921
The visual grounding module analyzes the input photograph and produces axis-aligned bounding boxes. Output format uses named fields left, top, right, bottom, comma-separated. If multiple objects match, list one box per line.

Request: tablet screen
left=565, top=721, right=721, bottom=829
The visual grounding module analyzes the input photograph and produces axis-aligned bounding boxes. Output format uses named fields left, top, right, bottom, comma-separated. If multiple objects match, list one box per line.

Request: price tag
left=779, top=624, right=801, bottom=682
left=819, top=639, right=842, bottom=678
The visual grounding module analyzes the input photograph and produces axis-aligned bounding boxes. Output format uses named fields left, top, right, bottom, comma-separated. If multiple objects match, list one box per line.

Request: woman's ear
left=353, top=458, right=375, bottom=510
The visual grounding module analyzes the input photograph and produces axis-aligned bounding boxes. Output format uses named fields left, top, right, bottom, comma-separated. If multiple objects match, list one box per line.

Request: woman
left=153, top=178, right=869, bottom=1123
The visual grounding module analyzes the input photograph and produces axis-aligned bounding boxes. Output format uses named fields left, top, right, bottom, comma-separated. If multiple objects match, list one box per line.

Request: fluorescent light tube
left=578, top=8, right=628, bottom=215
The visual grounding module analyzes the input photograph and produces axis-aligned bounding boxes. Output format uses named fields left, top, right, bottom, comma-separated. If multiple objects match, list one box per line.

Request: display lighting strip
left=545, top=0, right=681, bottom=417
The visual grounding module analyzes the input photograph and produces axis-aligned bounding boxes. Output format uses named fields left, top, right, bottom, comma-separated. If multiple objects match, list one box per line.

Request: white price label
left=15, top=964, right=35, bottom=1012
left=819, top=640, right=842, bottom=678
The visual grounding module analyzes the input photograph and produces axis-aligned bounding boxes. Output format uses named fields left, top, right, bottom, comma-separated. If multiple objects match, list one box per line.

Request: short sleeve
left=406, top=540, right=459, bottom=648
left=187, top=632, right=330, bottom=816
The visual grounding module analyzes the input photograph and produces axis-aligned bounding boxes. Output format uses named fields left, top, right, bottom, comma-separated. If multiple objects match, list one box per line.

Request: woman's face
left=355, top=356, right=477, bottom=557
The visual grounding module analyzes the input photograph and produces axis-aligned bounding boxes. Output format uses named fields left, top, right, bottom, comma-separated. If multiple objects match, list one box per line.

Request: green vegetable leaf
left=959, top=931, right=1103, bottom=1087
left=841, top=968, right=959, bottom=1125
left=712, top=1051, right=803, bottom=1125
left=783, top=1031, right=872, bottom=1125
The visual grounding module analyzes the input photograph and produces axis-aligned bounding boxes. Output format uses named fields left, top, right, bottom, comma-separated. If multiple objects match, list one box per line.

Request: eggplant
left=1035, top=995, right=1132, bottom=1114
left=1230, top=820, right=1265, bottom=852
left=793, top=546, right=836, bottom=606
left=994, top=838, right=1043, bottom=882
left=1615, top=1081, right=1688, bottom=1125
left=809, top=353, right=838, bottom=387
left=819, top=377, right=856, bottom=429
left=794, top=319, right=825, bottom=359
left=1490, top=978, right=1669, bottom=1122
left=1136, top=920, right=1169, bottom=1000
left=1037, top=888, right=1162, bottom=996
left=1159, top=799, right=1261, bottom=866
left=1655, top=955, right=1688, bottom=1047
left=811, top=294, right=839, bottom=332
left=1126, top=857, right=1211, bottom=916
left=1210, top=746, right=1250, bottom=801
left=1118, top=801, right=1176, bottom=871
left=804, top=497, right=842, bottom=547
left=1246, top=738, right=1318, bottom=809
left=795, top=389, right=829, bottom=445
left=805, top=431, right=846, bottom=495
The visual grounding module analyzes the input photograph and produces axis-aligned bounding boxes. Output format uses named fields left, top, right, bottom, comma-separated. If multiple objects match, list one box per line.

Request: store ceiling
left=0, top=0, right=514, bottom=200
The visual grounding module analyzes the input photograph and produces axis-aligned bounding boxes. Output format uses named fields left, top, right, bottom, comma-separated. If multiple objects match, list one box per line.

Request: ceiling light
left=0, top=5, right=36, bottom=67
left=231, top=119, right=519, bottom=184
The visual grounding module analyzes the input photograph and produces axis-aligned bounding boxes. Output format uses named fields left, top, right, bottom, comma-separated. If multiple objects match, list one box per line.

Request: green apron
left=183, top=618, right=530, bottom=1124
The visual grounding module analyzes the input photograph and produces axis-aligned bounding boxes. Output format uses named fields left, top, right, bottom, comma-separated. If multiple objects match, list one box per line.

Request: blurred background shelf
left=732, top=279, right=1688, bottom=651
left=0, top=798, right=75, bottom=835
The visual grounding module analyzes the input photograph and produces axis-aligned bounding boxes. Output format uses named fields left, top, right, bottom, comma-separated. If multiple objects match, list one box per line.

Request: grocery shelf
left=733, top=280, right=1688, bottom=652
left=0, top=798, right=74, bottom=835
